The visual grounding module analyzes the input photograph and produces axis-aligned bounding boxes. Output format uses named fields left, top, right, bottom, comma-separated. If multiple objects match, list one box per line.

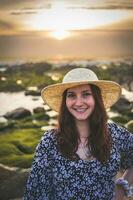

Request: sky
left=0, top=0, right=133, bottom=62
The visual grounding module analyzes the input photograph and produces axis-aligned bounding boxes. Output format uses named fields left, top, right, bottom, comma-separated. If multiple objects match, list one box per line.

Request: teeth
left=74, top=108, right=86, bottom=112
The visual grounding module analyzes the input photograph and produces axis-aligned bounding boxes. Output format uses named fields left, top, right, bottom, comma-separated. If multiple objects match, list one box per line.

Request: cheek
left=66, top=99, right=74, bottom=111
left=66, top=99, right=71, bottom=109
left=88, top=97, right=95, bottom=108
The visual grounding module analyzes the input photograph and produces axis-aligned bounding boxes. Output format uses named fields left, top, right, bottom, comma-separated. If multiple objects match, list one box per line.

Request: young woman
left=24, top=68, right=133, bottom=200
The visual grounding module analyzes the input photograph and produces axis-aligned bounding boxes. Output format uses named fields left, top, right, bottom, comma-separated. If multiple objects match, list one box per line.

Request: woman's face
left=66, top=84, right=95, bottom=123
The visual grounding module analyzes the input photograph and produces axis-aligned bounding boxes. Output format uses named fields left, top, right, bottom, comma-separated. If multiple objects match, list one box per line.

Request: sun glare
left=27, top=1, right=132, bottom=32
left=49, top=30, right=70, bottom=40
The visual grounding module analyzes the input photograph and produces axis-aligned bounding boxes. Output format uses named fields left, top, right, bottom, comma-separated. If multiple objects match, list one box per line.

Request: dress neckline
left=75, top=152, right=97, bottom=164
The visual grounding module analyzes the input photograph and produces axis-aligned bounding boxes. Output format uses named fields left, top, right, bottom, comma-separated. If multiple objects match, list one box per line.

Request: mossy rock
left=14, top=120, right=40, bottom=129
left=0, top=121, right=15, bottom=131
left=0, top=128, right=43, bottom=168
left=11, top=141, right=35, bottom=154
left=0, top=163, right=30, bottom=199
left=123, top=111, right=133, bottom=121
left=0, top=81, right=25, bottom=92
left=110, top=116, right=129, bottom=125
left=15, top=154, right=34, bottom=168
left=0, top=122, right=8, bottom=131
left=33, top=113, right=50, bottom=121
left=0, top=143, right=23, bottom=157
left=15, top=113, right=50, bottom=128
left=125, top=120, right=133, bottom=132
left=0, top=154, right=34, bottom=168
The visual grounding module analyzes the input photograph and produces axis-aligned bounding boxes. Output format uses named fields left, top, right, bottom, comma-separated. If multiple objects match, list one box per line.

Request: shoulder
left=36, top=129, right=58, bottom=150
left=107, top=121, right=133, bottom=142
left=33, top=129, right=58, bottom=166
left=107, top=122, right=120, bottom=138
left=42, top=128, right=58, bottom=141
left=107, top=121, right=131, bottom=134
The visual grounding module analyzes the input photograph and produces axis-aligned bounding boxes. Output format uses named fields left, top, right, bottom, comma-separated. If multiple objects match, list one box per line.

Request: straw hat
left=41, top=68, right=121, bottom=112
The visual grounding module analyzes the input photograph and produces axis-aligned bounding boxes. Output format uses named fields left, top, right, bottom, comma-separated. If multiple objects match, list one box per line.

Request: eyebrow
left=67, top=89, right=91, bottom=94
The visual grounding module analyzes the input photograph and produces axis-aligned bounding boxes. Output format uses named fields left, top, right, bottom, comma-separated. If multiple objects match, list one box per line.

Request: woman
left=24, top=68, right=133, bottom=200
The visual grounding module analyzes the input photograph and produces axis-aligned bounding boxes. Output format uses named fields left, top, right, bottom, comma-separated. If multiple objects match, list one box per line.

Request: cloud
left=67, top=0, right=133, bottom=10
left=0, top=0, right=22, bottom=8
left=0, top=0, right=51, bottom=10
left=10, top=10, right=38, bottom=15
left=0, top=0, right=133, bottom=11
left=21, top=4, right=51, bottom=10
left=9, top=4, right=51, bottom=15
left=68, top=5, right=133, bottom=10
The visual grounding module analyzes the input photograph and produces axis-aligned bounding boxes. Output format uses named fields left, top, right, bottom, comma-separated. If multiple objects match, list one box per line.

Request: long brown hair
left=57, top=84, right=112, bottom=163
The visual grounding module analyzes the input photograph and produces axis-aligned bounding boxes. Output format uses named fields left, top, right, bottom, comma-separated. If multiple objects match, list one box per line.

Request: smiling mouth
left=73, top=108, right=88, bottom=113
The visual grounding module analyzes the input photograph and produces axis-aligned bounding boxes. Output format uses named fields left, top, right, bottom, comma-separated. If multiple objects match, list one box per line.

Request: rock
left=0, top=121, right=15, bottom=131
left=129, top=81, right=133, bottom=91
left=0, top=164, right=30, bottom=200
left=41, top=125, right=56, bottom=131
left=43, top=104, right=51, bottom=111
left=110, top=115, right=128, bottom=125
left=4, top=107, right=31, bottom=120
left=125, top=120, right=133, bottom=132
left=25, top=90, right=40, bottom=96
left=49, top=119, right=58, bottom=126
left=33, top=107, right=45, bottom=114
left=124, top=111, right=133, bottom=120
left=25, top=86, right=40, bottom=96
left=111, top=97, right=132, bottom=113
left=122, top=88, right=133, bottom=103
left=46, top=110, right=58, bottom=118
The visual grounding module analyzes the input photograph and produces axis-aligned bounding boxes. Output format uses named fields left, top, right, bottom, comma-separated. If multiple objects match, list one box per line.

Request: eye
left=82, top=92, right=92, bottom=97
left=66, top=93, right=75, bottom=98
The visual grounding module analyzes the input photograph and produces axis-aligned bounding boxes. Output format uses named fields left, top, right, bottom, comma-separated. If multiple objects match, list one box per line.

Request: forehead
left=67, top=84, right=91, bottom=92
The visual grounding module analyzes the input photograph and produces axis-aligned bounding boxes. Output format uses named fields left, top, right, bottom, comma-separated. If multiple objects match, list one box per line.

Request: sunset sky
left=0, top=0, right=133, bottom=62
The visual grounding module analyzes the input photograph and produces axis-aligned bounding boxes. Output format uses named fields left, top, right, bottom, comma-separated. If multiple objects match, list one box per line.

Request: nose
left=75, top=96, right=83, bottom=106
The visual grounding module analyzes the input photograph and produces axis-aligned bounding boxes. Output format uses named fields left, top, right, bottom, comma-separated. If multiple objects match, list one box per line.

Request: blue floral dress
left=24, top=122, right=133, bottom=200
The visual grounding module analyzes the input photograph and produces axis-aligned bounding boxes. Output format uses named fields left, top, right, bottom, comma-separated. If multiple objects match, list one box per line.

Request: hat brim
left=41, top=80, right=121, bottom=112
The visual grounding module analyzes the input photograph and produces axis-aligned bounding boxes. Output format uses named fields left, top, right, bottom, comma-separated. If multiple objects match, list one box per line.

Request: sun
left=49, top=30, right=71, bottom=40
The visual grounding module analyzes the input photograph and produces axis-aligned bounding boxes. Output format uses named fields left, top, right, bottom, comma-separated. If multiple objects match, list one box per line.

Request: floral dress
left=24, top=122, right=133, bottom=200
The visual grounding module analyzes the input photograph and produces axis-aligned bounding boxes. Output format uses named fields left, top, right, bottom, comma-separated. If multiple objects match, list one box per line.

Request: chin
left=75, top=116, right=89, bottom=121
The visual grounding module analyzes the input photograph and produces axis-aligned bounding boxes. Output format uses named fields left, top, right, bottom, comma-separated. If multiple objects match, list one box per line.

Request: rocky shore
left=0, top=164, right=29, bottom=200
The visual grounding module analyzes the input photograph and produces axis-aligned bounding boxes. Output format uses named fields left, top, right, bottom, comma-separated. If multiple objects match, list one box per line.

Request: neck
left=75, top=120, right=90, bottom=138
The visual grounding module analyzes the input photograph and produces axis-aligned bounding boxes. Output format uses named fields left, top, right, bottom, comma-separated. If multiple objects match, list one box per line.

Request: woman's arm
left=115, top=167, right=133, bottom=200
left=122, top=167, right=133, bottom=185
left=110, top=123, right=133, bottom=200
